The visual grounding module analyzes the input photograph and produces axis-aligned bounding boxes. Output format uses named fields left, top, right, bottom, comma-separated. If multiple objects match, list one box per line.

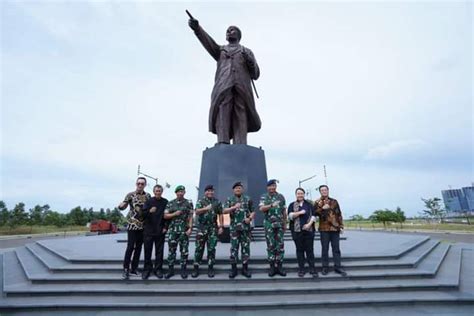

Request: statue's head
left=226, top=25, right=241, bottom=43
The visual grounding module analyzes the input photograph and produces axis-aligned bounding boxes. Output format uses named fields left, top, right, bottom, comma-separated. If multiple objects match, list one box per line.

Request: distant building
left=462, top=186, right=474, bottom=211
left=442, top=184, right=474, bottom=214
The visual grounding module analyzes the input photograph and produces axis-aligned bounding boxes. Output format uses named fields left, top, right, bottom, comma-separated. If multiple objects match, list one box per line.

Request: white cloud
left=365, top=139, right=428, bottom=161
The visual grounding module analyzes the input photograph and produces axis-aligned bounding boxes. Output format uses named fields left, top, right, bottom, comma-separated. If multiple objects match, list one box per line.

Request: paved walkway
left=348, top=229, right=474, bottom=243
left=0, top=233, right=87, bottom=249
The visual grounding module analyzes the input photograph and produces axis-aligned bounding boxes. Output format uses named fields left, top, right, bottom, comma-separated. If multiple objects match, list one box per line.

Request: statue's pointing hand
left=188, top=18, right=199, bottom=31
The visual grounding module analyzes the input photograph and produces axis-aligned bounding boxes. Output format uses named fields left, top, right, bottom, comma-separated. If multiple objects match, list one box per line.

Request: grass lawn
left=345, top=220, right=474, bottom=233
left=0, top=225, right=89, bottom=236
left=1, top=221, right=473, bottom=236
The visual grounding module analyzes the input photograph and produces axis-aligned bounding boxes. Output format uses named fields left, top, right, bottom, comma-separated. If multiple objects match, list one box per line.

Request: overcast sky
left=1, top=0, right=472, bottom=217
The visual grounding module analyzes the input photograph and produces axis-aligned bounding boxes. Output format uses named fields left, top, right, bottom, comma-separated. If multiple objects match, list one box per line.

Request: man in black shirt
left=141, top=184, right=169, bottom=279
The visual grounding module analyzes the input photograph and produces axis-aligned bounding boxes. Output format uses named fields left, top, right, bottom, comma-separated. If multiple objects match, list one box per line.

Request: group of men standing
left=118, top=177, right=346, bottom=280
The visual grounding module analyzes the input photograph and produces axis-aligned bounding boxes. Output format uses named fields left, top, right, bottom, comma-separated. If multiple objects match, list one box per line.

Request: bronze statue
left=187, top=11, right=261, bottom=145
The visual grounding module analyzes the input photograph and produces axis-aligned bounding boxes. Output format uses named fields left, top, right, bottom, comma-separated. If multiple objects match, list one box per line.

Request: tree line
left=349, top=207, right=407, bottom=228
left=1, top=196, right=464, bottom=230
left=0, top=201, right=125, bottom=229
left=348, top=197, right=471, bottom=226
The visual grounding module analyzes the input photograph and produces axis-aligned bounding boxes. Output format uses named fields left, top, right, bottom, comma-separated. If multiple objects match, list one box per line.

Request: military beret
left=175, top=185, right=185, bottom=193
left=204, top=184, right=214, bottom=191
left=232, top=181, right=243, bottom=189
left=267, top=179, right=278, bottom=186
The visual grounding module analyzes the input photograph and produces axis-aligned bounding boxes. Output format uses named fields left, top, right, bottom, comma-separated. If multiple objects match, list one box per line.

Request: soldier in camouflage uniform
left=259, top=179, right=287, bottom=277
left=192, top=184, right=224, bottom=278
left=164, top=185, right=194, bottom=279
left=118, top=177, right=151, bottom=280
left=223, top=182, right=255, bottom=278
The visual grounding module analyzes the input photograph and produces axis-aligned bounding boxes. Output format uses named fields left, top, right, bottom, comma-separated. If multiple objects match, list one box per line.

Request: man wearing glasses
left=118, top=177, right=151, bottom=280
left=314, top=185, right=347, bottom=277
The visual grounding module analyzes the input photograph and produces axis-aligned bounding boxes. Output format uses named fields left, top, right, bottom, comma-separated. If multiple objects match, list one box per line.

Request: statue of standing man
left=188, top=14, right=261, bottom=145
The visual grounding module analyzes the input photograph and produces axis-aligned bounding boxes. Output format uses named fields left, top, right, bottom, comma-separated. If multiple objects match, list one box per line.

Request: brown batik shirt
left=314, top=197, right=344, bottom=232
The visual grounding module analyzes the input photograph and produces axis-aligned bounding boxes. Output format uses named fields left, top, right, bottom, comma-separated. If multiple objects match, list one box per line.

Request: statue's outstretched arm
left=189, top=19, right=220, bottom=61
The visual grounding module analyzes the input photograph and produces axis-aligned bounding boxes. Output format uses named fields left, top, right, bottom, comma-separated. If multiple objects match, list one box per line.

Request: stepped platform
left=1, top=231, right=473, bottom=314
left=115, top=226, right=348, bottom=243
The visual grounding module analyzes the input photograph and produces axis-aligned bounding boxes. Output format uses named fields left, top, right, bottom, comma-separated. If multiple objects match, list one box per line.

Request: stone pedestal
left=198, top=144, right=268, bottom=229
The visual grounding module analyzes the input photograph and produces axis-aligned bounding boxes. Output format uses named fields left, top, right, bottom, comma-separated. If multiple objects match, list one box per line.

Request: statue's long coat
left=193, top=26, right=261, bottom=134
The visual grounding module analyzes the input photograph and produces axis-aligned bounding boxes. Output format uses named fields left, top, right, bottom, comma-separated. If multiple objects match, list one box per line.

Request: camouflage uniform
left=259, top=192, right=286, bottom=264
left=225, top=195, right=253, bottom=264
left=165, top=198, right=194, bottom=266
left=193, top=197, right=223, bottom=266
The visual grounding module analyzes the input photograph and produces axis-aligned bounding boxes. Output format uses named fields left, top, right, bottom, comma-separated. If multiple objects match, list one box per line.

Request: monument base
left=198, top=144, right=268, bottom=232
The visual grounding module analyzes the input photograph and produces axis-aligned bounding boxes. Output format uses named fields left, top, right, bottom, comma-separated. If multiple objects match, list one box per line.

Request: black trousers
left=143, top=233, right=166, bottom=272
left=292, top=230, right=315, bottom=270
left=123, top=230, right=143, bottom=271
left=320, top=231, right=342, bottom=269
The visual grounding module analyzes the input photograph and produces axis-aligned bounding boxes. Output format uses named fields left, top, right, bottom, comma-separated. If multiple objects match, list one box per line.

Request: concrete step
left=2, top=246, right=462, bottom=297
left=35, top=235, right=429, bottom=264
left=10, top=242, right=451, bottom=284
left=116, top=232, right=342, bottom=243
left=1, top=293, right=472, bottom=312
left=1, top=250, right=472, bottom=312
left=116, top=237, right=338, bottom=243
left=25, top=239, right=440, bottom=273
left=2, top=230, right=473, bottom=314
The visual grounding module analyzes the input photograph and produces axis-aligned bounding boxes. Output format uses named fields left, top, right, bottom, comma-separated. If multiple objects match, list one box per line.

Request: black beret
left=267, top=179, right=278, bottom=186
left=204, top=184, right=214, bottom=191
left=232, top=181, right=243, bottom=189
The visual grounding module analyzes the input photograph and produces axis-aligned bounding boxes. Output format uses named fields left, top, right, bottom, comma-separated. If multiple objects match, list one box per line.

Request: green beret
left=175, top=185, right=185, bottom=193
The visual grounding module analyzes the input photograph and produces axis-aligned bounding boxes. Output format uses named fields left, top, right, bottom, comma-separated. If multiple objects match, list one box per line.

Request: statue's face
left=226, top=26, right=241, bottom=43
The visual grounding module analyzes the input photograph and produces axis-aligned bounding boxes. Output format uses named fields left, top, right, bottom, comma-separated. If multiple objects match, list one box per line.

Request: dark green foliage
left=0, top=200, right=125, bottom=228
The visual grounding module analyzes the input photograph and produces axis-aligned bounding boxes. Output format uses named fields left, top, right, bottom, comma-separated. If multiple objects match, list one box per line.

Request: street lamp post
left=137, top=165, right=159, bottom=185
left=298, top=174, right=317, bottom=200
left=298, top=174, right=317, bottom=188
